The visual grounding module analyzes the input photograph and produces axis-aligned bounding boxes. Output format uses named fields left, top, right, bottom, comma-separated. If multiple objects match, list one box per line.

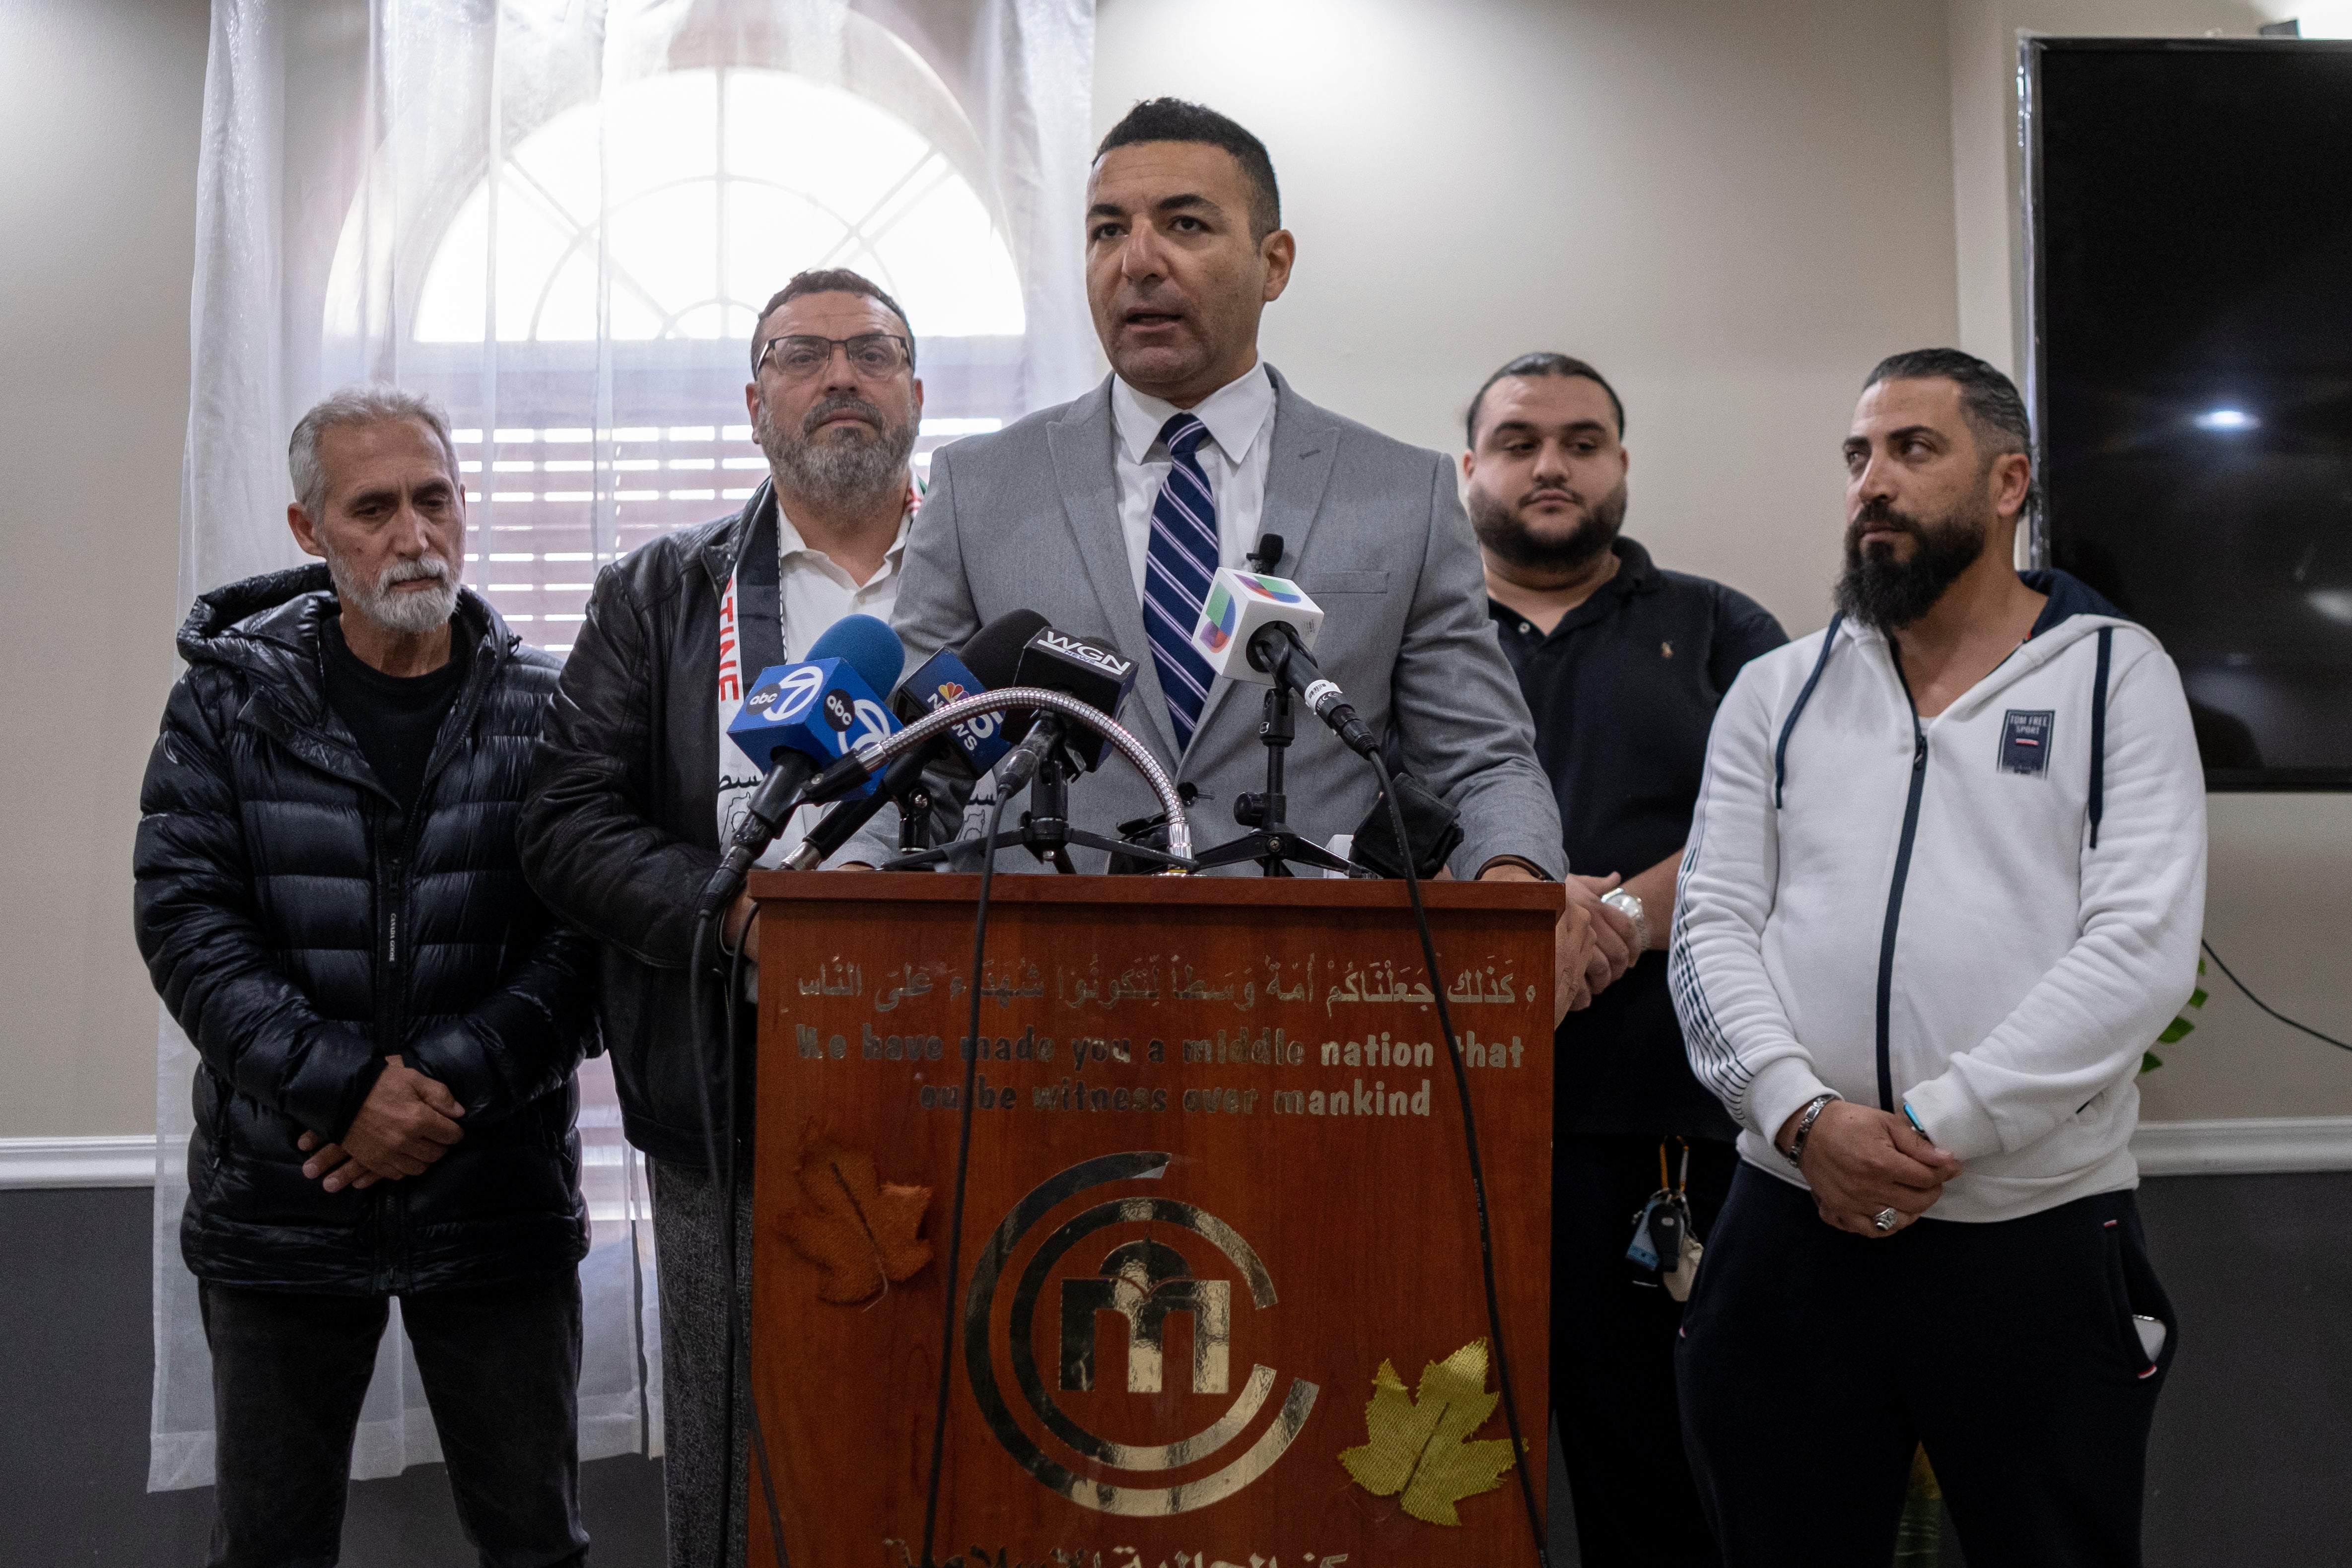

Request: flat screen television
left=2026, top=37, right=2352, bottom=789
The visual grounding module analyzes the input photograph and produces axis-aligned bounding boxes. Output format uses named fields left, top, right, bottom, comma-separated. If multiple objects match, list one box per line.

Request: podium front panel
left=749, top=873, right=1559, bottom=1567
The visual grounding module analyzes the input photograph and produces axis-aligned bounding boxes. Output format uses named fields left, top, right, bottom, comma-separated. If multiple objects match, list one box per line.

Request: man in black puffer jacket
left=136, top=387, right=597, bottom=1568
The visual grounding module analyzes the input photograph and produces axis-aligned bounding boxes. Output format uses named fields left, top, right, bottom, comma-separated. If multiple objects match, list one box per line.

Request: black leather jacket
left=135, top=567, right=595, bottom=1294
left=519, top=503, right=760, bottom=1168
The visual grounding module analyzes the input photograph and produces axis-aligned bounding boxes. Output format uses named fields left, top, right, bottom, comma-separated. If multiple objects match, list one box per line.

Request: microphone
left=698, top=614, right=904, bottom=918
left=1188, top=567, right=1379, bottom=758
left=785, top=611, right=1047, bottom=870
left=995, top=625, right=1139, bottom=795
left=890, top=610, right=1047, bottom=776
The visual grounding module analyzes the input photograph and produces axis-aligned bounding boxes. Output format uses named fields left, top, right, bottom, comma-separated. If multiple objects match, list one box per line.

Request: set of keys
left=1627, top=1138, right=1704, bottom=1301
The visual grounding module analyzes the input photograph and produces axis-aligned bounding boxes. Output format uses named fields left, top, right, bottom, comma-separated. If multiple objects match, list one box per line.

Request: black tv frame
left=2020, top=34, right=2352, bottom=791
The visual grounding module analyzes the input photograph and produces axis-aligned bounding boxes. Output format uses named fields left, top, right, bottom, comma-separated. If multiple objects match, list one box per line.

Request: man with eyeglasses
left=520, top=268, right=922, bottom=1568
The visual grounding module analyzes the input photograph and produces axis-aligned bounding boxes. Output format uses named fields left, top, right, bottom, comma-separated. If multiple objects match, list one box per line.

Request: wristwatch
left=1600, top=887, right=1650, bottom=954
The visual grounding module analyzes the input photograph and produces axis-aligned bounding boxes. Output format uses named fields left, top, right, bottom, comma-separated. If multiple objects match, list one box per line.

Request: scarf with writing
left=713, top=480, right=918, bottom=867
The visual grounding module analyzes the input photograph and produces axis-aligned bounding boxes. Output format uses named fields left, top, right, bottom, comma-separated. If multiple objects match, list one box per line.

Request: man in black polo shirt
left=1463, top=353, right=1786, bottom=1567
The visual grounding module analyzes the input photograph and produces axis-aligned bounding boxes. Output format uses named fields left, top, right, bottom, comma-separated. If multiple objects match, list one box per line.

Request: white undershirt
left=776, top=503, right=909, bottom=661
left=769, top=500, right=908, bottom=866
left=1110, top=362, right=1278, bottom=601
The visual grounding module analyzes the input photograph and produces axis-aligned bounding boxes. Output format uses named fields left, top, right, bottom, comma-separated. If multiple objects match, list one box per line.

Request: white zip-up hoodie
left=1668, top=573, right=2208, bottom=1222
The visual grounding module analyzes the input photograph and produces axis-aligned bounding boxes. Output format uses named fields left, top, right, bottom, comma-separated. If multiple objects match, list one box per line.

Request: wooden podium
left=748, top=872, right=1562, bottom=1568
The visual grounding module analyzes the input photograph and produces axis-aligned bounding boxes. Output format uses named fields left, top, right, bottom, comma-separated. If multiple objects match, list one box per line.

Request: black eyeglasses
left=755, top=333, right=914, bottom=381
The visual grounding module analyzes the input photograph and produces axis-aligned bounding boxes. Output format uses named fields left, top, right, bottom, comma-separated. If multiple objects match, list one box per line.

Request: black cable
left=2202, top=939, right=2352, bottom=1053
left=1370, top=752, right=1550, bottom=1567
left=688, top=907, right=789, bottom=1568
left=917, top=783, right=1013, bottom=1568
left=724, top=924, right=791, bottom=1564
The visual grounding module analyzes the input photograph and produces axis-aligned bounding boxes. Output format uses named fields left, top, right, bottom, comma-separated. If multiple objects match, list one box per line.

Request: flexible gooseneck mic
left=857, top=684, right=1194, bottom=864
left=786, top=611, right=1048, bottom=870
left=992, top=625, right=1139, bottom=796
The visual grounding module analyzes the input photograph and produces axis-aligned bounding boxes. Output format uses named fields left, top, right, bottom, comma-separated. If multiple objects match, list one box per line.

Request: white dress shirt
left=776, top=502, right=910, bottom=660
left=1111, top=362, right=1278, bottom=600
left=771, top=498, right=909, bottom=866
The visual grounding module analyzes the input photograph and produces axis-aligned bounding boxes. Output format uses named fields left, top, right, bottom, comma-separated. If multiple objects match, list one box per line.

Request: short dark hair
left=1863, top=347, right=2035, bottom=517
left=1862, top=347, right=2030, bottom=457
left=1465, top=353, right=1626, bottom=448
left=750, top=268, right=915, bottom=373
left=1095, top=98, right=1281, bottom=242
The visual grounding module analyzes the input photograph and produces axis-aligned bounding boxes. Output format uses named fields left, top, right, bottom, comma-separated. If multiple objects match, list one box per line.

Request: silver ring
left=1872, top=1207, right=1898, bottom=1232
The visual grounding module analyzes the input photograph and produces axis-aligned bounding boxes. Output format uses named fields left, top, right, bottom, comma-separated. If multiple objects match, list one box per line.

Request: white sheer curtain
left=152, top=0, right=1095, bottom=1491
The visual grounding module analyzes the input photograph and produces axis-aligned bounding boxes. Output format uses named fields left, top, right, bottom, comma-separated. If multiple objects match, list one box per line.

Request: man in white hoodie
left=1668, top=349, right=2206, bottom=1566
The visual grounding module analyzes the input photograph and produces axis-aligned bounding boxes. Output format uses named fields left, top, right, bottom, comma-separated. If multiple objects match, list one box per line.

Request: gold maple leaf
left=1338, top=1337, right=1518, bottom=1527
left=773, top=1130, right=933, bottom=1304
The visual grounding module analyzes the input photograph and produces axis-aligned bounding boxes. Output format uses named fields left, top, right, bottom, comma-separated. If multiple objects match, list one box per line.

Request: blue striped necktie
left=1141, top=412, right=1220, bottom=751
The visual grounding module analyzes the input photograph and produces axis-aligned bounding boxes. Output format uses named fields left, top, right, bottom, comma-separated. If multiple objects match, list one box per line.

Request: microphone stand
left=1192, top=682, right=1353, bottom=877
left=895, top=776, right=935, bottom=858
left=886, top=750, right=1194, bottom=873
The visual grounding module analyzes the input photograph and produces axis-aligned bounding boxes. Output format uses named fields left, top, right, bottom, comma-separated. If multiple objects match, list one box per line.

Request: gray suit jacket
left=846, top=366, right=1565, bottom=878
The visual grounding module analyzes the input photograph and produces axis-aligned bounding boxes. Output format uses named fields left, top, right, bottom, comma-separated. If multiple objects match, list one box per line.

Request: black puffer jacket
left=519, top=501, right=760, bottom=1168
left=135, top=566, right=596, bottom=1294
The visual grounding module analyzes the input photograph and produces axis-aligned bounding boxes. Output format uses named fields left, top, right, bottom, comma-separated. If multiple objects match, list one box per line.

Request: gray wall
left=0, top=0, right=206, bottom=1139
left=1941, top=0, right=2352, bottom=1124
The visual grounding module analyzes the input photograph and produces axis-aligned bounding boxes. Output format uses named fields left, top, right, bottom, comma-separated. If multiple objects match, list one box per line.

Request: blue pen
left=1901, top=1101, right=1934, bottom=1144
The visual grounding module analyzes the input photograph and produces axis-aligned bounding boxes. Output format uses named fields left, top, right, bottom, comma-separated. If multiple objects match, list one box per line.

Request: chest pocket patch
left=2000, top=708, right=2056, bottom=776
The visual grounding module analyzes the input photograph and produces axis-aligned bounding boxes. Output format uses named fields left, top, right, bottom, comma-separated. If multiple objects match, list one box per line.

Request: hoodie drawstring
left=2088, top=626, right=2112, bottom=849
left=1774, top=613, right=1845, bottom=808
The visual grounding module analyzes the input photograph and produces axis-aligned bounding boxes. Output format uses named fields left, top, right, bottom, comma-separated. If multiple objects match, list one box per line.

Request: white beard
left=327, top=550, right=458, bottom=634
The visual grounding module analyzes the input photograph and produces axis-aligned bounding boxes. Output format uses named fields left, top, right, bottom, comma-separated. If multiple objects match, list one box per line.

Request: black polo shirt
left=1491, top=537, right=1787, bottom=1140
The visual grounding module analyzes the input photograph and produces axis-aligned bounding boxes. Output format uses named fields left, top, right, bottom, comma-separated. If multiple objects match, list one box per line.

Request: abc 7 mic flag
left=1188, top=570, right=1326, bottom=683
left=729, top=657, right=899, bottom=800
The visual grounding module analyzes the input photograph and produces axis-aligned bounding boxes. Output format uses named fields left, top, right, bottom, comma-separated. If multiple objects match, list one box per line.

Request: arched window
left=413, top=68, right=1025, bottom=343
left=334, top=63, right=1026, bottom=649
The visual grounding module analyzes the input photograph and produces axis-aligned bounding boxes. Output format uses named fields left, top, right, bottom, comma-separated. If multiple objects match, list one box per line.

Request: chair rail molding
left=7, top=1123, right=2350, bottom=1188
left=0, top=1136, right=165, bottom=1189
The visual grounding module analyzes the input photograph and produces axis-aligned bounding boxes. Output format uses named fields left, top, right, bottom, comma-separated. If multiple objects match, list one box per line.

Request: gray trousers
left=651, top=1156, right=759, bottom=1568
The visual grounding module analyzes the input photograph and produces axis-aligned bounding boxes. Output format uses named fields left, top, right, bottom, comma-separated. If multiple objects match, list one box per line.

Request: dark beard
left=758, top=392, right=917, bottom=507
left=1833, top=495, right=1991, bottom=630
left=1469, top=477, right=1628, bottom=574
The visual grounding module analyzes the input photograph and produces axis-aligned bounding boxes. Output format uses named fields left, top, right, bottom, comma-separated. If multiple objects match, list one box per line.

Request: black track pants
left=1675, top=1161, right=2176, bottom=1568
left=201, top=1273, right=586, bottom=1568
left=1550, top=1133, right=1737, bottom=1567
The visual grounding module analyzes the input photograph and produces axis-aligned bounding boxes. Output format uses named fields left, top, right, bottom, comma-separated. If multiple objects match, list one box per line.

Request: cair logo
left=964, top=1152, right=1318, bottom=1517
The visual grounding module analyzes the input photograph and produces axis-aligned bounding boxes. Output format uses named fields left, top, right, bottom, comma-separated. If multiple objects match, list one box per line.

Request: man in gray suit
left=850, top=97, right=1598, bottom=1009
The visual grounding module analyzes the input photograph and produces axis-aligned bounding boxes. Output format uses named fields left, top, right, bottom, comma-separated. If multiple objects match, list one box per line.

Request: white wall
left=1097, top=0, right=1960, bottom=643
left=2, top=0, right=2344, bottom=1136
left=1940, top=0, right=2352, bottom=1120
left=0, top=0, right=208, bottom=1138
left=1096, top=0, right=2352, bottom=1121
